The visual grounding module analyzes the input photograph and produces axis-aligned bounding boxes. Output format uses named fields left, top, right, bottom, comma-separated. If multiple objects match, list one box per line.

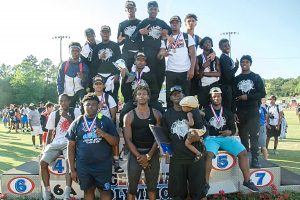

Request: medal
left=136, top=71, right=143, bottom=85
left=210, top=104, right=223, bottom=127
left=83, top=115, right=97, bottom=133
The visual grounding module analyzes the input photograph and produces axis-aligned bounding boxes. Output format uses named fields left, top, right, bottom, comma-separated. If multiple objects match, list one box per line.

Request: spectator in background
left=28, top=103, right=43, bottom=149
left=280, top=112, right=288, bottom=139
left=40, top=102, right=55, bottom=146
left=259, top=98, right=268, bottom=160
left=38, top=102, right=46, bottom=114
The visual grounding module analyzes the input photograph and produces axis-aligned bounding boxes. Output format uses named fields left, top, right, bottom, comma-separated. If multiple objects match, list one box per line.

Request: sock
left=113, top=156, right=119, bottom=167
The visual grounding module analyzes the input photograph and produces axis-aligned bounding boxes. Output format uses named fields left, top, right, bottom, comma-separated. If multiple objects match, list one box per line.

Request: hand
left=235, top=58, right=239, bottom=68
left=120, top=68, right=128, bottom=78
left=219, top=130, right=232, bottom=136
left=202, top=60, right=211, bottom=69
left=117, top=32, right=125, bottom=43
left=139, top=24, right=150, bottom=35
left=187, top=132, right=201, bottom=143
left=187, top=68, right=194, bottom=80
left=266, top=124, right=271, bottom=129
left=161, top=29, right=169, bottom=37
left=187, top=112, right=193, bottom=121
left=207, top=51, right=216, bottom=61
left=234, top=114, right=240, bottom=123
left=70, top=170, right=79, bottom=183
left=235, top=94, right=247, bottom=101
left=77, top=71, right=84, bottom=80
left=99, top=51, right=106, bottom=60
left=166, top=35, right=175, bottom=44
left=96, top=128, right=105, bottom=138
left=137, top=154, right=149, bottom=168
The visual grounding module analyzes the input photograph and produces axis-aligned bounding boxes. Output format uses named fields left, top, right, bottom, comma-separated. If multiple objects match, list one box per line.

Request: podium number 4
left=53, top=159, right=65, bottom=173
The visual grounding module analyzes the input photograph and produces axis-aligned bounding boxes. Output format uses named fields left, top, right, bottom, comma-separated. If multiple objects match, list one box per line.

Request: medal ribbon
left=135, top=71, right=143, bottom=85
left=210, top=104, right=223, bottom=126
left=169, top=32, right=182, bottom=50
left=83, top=115, right=97, bottom=132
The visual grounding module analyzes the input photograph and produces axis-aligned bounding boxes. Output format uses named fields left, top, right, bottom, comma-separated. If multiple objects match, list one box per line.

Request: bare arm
left=68, top=140, right=78, bottom=182
left=187, top=45, right=196, bottom=80
left=203, top=58, right=221, bottom=77
left=46, top=129, right=54, bottom=145
left=110, top=107, right=117, bottom=124
left=96, top=128, right=119, bottom=146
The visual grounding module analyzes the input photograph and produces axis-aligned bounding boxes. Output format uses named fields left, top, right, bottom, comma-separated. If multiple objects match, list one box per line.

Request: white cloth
left=46, top=108, right=81, bottom=144
left=97, top=94, right=117, bottom=119
left=81, top=40, right=101, bottom=58
left=160, top=33, right=195, bottom=73
left=105, top=76, right=115, bottom=93
left=64, top=74, right=84, bottom=96
left=131, top=65, right=150, bottom=73
left=267, top=104, right=283, bottom=126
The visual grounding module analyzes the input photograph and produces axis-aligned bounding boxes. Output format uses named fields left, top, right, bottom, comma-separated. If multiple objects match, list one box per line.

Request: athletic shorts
left=258, top=125, right=267, bottom=147
left=127, top=150, right=160, bottom=195
left=267, top=125, right=281, bottom=138
left=76, top=160, right=112, bottom=191
left=204, top=136, right=246, bottom=157
left=40, top=143, right=67, bottom=164
left=31, top=125, right=43, bottom=136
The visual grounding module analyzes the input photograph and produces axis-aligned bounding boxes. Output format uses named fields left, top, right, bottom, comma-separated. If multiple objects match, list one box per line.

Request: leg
left=39, top=134, right=43, bottom=145
left=40, top=160, right=50, bottom=187
left=84, top=187, right=96, bottom=200
left=237, top=150, right=250, bottom=182
left=185, top=139, right=201, bottom=158
left=266, top=136, right=271, bottom=150
left=99, top=190, right=111, bottom=200
left=113, top=144, right=124, bottom=173
left=32, top=136, right=36, bottom=146
left=274, top=136, right=279, bottom=150
left=144, top=151, right=160, bottom=200
left=127, top=152, right=143, bottom=199
left=205, top=152, right=214, bottom=183
left=165, top=71, right=177, bottom=108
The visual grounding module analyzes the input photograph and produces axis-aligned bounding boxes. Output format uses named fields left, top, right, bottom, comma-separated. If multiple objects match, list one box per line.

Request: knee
left=40, top=160, right=49, bottom=170
left=238, top=150, right=248, bottom=158
left=205, top=152, right=214, bottom=161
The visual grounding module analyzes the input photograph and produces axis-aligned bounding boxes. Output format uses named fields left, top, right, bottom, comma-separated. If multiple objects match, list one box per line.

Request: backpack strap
left=104, top=93, right=112, bottom=117
left=64, top=61, right=83, bottom=74
left=183, top=32, right=189, bottom=50
left=64, top=61, right=69, bottom=74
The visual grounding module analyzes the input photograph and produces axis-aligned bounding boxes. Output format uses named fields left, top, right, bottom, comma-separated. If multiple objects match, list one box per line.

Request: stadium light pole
left=220, top=32, right=239, bottom=57
left=52, top=36, right=70, bottom=63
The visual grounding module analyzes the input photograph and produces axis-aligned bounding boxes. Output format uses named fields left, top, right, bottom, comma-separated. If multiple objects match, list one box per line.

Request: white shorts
left=31, top=125, right=43, bottom=136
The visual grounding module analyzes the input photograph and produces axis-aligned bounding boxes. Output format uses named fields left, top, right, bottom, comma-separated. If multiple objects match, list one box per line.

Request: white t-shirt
left=97, top=94, right=117, bottom=119
left=46, top=108, right=81, bottom=144
left=267, top=104, right=283, bottom=126
left=160, top=32, right=195, bottom=73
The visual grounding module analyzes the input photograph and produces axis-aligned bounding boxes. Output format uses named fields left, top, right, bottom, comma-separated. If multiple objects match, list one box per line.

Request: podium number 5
left=217, top=155, right=228, bottom=168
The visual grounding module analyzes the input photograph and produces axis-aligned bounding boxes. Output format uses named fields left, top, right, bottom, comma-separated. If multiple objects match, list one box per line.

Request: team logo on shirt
left=124, top=26, right=136, bottom=38
left=148, top=26, right=161, bottom=39
left=82, top=122, right=103, bottom=144
left=59, top=119, right=71, bottom=133
left=131, top=79, right=148, bottom=90
left=98, top=48, right=113, bottom=61
left=237, top=79, right=254, bottom=94
left=209, top=116, right=226, bottom=130
left=171, top=119, right=189, bottom=139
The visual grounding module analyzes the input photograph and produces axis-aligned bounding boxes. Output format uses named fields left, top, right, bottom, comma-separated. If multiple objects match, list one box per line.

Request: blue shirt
left=259, top=106, right=266, bottom=126
left=66, top=114, right=118, bottom=164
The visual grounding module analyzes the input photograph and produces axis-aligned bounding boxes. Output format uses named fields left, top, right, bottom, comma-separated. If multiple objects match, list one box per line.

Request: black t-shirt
left=132, top=18, right=171, bottom=54
left=121, top=70, right=159, bottom=103
left=66, top=115, right=118, bottom=164
left=219, top=53, right=238, bottom=85
left=233, top=72, right=266, bottom=112
left=204, top=105, right=236, bottom=136
left=162, top=107, right=204, bottom=162
left=118, top=19, right=141, bottom=54
left=90, top=41, right=121, bottom=78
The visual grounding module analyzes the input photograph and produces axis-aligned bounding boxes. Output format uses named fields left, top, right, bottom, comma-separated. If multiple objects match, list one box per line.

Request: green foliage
left=265, top=76, right=300, bottom=97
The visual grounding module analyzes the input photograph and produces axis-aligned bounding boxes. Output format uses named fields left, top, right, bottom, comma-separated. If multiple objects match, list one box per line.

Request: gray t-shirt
left=28, top=110, right=41, bottom=126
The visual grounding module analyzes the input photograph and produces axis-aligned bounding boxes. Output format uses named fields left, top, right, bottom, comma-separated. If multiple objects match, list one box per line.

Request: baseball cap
left=148, top=1, right=158, bottom=9
left=93, top=75, right=104, bottom=84
left=85, top=28, right=95, bottom=37
left=169, top=85, right=183, bottom=96
left=69, top=42, right=81, bottom=50
left=179, top=96, right=199, bottom=108
left=135, top=52, right=147, bottom=59
left=100, top=25, right=111, bottom=32
left=169, top=15, right=181, bottom=23
left=209, top=87, right=222, bottom=94
left=268, top=95, right=277, bottom=100
left=125, top=1, right=136, bottom=8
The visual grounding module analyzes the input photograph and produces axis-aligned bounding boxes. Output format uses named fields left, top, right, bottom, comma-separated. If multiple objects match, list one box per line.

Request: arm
left=110, top=107, right=117, bottom=123
left=96, top=126, right=119, bottom=146
left=187, top=45, right=196, bottom=80
left=220, top=111, right=236, bottom=136
left=220, top=56, right=238, bottom=82
left=46, top=129, right=54, bottom=145
left=67, top=140, right=78, bottom=182
left=247, top=75, right=266, bottom=100
left=123, top=112, right=141, bottom=157
left=117, top=23, right=125, bottom=45
left=203, top=57, right=221, bottom=77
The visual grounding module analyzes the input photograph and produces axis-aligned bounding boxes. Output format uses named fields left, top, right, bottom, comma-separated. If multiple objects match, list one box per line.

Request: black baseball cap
left=268, top=95, right=277, bottom=100
left=125, top=1, right=136, bottom=8
left=85, top=28, right=95, bottom=37
left=100, top=25, right=111, bottom=32
left=148, top=1, right=158, bottom=9
left=169, top=85, right=183, bottom=96
left=169, top=15, right=181, bottom=23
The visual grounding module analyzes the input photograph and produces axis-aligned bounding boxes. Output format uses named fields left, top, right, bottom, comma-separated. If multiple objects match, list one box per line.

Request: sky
left=1, top=0, right=300, bottom=79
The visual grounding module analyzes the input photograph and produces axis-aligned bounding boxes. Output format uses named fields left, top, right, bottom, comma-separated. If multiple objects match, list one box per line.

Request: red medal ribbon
left=83, top=115, right=97, bottom=132
left=210, top=104, right=223, bottom=127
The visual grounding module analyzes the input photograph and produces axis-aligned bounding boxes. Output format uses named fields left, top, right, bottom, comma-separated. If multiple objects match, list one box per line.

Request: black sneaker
left=250, top=159, right=261, bottom=168
left=243, top=180, right=259, bottom=192
left=114, top=166, right=124, bottom=173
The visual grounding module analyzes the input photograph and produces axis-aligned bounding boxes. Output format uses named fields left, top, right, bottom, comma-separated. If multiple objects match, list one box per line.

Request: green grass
left=266, top=110, right=300, bottom=175
left=0, top=110, right=299, bottom=176
left=0, top=126, right=40, bottom=174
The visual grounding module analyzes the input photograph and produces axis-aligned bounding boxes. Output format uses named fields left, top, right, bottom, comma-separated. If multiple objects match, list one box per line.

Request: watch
left=146, top=154, right=151, bottom=161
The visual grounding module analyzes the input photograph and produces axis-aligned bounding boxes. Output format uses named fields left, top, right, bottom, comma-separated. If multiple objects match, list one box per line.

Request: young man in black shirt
left=131, top=1, right=171, bottom=92
left=219, top=39, right=239, bottom=110
left=233, top=55, right=266, bottom=168
left=91, top=26, right=122, bottom=103
left=117, top=1, right=141, bottom=72
left=123, top=85, right=161, bottom=200
left=163, top=85, right=206, bottom=199
left=204, top=87, right=258, bottom=193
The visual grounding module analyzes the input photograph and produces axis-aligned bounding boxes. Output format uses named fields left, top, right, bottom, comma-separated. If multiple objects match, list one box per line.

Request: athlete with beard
left=203, top=87, right=258, bottom=193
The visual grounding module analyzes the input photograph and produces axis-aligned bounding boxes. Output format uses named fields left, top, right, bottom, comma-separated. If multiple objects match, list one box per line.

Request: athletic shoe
left=43, top=190, right=54, bottom=200
left=250, top=158, right=261, bottom=168
left=273, top=150, right=279, bottom=155
left=243, top=180, right=259, bottom=192
left=114, top=166, right=124, bottom=173
left=63, top=186, right=71, bottom=200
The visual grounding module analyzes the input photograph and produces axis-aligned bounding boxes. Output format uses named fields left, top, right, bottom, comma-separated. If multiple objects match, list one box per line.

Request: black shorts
left=76, top=160, right=112, bottom=191
left=168, top=158, right=206, bottom=200
left=267, top=125, right=281, bottom=138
